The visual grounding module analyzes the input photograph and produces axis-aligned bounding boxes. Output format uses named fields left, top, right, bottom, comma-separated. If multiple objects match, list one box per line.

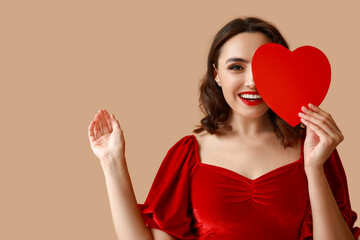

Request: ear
left=212, top=64, right=217, bottom=77
left=212, top=63, right=221, bottom=87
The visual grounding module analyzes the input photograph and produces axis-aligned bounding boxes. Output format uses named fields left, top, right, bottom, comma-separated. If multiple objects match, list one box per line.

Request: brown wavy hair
left=192, top=16, right=305, bottom=148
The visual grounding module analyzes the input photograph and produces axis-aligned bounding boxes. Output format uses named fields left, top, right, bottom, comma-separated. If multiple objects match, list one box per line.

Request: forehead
left=219, top=32, right=272, bottom=62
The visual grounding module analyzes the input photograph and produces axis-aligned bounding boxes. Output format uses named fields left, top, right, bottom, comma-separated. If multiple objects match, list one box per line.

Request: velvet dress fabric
left=138, top=133, right=360, bottom=240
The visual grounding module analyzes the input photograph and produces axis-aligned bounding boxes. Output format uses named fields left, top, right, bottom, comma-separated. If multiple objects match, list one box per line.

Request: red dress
left=138, top=133, right=360, bottom=240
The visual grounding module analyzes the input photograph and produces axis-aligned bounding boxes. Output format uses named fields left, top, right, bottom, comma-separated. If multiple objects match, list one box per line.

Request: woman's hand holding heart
left=298, top=103, right=344, bottom=171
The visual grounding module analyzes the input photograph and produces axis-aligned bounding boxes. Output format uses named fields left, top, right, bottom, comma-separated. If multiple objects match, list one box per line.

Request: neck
left=224, top=110, right=274, bottom=139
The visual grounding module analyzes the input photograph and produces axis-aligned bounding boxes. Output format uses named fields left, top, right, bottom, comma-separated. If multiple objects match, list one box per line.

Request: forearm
left=102, top=158, right=153, bottom=240
left=305, top=166, right=355, bottom=240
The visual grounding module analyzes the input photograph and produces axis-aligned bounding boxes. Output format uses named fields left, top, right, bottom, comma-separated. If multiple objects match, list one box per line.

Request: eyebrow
left=225, top=57, right=249, bottom=64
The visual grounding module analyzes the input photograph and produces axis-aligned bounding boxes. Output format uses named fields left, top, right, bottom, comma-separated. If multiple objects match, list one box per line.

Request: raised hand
left=88, top=109, right=126, bottom=166
left=298, top=103, right=344, bottom=170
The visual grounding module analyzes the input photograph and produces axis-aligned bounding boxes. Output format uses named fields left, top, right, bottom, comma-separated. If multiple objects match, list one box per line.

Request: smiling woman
left=193, top=18, right=302, bottom=149
left=137, top=17, right=360, bottom=240
left=88, top=16, right=360, bottom=240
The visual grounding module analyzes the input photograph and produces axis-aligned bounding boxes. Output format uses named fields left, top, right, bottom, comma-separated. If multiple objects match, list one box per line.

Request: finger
left=110, top=114, right=122, bottom=131
left=300, top=117, right=330, bottom=141
left=94, top=114, right=102, bottom=139
left=88, top=120, right=97, bottom=141
left=99, top=109, right=111, bottom=134
left=305, top=104, right=344, bottom=143
left=308, top=103, right=333, bottom=119
left=301, top=105, right=342, bottom=136
left=102, top=109, right=112, bottom=132
left=308, top=103, right=343, bottom=134
left=301, top=105, right=332, bottom=128
left=299, top=111, right=338, bottom=139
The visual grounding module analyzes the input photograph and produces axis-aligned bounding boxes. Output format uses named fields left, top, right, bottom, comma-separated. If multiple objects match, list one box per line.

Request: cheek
left=221, top=74, right=241, bottom=88
left=221, top=84, right=240, bottom=106
left=221, top=79, right=241, bottom=97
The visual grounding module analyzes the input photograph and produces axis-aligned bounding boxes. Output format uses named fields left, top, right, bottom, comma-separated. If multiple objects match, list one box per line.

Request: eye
left=228, top=65, right=244, bottom=71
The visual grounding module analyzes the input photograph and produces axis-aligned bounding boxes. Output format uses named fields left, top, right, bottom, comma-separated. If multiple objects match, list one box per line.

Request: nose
left=245, top=65, right=256, bottom=89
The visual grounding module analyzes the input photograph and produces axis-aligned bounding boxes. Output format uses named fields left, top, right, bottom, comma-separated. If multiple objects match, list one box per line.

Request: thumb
left=111, top=114, right=122, bottom=131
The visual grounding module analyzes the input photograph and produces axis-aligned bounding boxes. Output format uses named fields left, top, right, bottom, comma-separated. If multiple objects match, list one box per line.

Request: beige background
left=1, top=0, right=359, bottom=239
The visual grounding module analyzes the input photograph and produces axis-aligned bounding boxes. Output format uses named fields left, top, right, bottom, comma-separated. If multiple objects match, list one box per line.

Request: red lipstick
left=238, top=91, right=263, bottom=106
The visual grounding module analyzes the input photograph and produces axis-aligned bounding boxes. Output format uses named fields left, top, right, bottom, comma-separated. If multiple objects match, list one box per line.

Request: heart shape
left=252, top=43, right=331, bottom=127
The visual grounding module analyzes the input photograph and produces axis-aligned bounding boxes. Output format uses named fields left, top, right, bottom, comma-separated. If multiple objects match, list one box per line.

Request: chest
left=190, top=158, right=309, bottom=239
left=196, top=135, right=301, bottom=181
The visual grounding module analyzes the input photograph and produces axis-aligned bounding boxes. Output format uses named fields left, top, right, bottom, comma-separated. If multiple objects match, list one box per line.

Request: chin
left=247, top=113, right=268, bottom=119
left=238, top=108, right=270, bottom=119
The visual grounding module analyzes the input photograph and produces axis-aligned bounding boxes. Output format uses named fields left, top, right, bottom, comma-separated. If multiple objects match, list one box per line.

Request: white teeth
left=240, top=94, right=261, bottom=99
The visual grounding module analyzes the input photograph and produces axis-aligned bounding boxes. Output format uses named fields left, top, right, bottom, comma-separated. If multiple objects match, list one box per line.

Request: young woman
left=88, top=17, right=360, bottom=240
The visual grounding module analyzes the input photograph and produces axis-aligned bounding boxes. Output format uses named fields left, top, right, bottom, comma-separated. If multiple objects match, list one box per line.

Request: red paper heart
left=252, top=43, right=331, bottom=127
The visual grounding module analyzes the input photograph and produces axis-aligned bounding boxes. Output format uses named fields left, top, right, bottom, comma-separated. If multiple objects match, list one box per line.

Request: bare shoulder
left=192, top=131, right=207, bottom=144
left=192, top=131, right=223, bottom=165
left=150, top=228, right=176, bottom=240
left=193, top=131, right=216, bottom=149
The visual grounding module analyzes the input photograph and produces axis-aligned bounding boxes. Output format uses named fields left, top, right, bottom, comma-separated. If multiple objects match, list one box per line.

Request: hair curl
left=193, top=16, right=305, bottom=148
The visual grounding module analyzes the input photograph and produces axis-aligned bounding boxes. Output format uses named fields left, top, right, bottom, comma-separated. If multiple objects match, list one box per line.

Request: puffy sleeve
left=300, top=148, right=360, bottom=240
left=137, top=135, right=198, bottom=240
